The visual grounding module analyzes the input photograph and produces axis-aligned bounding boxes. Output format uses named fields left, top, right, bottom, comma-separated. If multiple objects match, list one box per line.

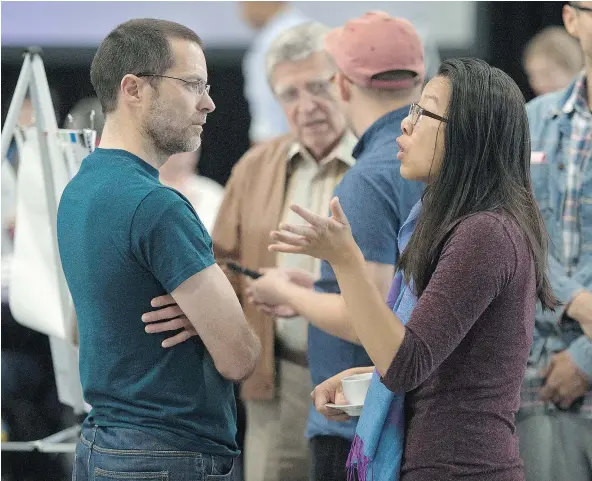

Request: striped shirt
left=562, top=72, right=591, bottom=274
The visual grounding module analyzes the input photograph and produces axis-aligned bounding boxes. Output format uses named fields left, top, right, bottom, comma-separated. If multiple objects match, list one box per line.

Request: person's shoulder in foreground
left=382, top=210, right=536, bottom=480
left=440, top=209, right=534, bottom=288
left=453, top=210, right=529, bottom=253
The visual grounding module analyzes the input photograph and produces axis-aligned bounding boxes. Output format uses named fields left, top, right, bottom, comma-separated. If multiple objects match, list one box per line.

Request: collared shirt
left=164, top=175, right=225, bottom=235
left=561, top=72, right=592, bottom=275
left=280, top=134, right=357, bottom=275
left=242, top=7, right=310, bottom=143
left=306, top=107, right=424, bottom=440
left=522, top=72, right=592, bottom=418
left=275, top=133, right=357, bottom=353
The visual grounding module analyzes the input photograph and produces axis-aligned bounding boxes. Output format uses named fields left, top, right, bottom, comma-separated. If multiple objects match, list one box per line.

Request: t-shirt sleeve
left=382, top=213, right=519, bottom=392
left=315, top=169, right=403, bottom=294
left=338, top=170, right=400, bottom=265
left=130, top=188, right=216, bottom=293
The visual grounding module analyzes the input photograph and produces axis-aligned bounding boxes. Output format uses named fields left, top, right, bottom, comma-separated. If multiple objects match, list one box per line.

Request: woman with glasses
left=260, top=58, right=559, bottom=481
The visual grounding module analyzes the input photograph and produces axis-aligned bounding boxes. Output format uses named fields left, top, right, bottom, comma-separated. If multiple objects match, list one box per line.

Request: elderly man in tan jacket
left=212, top=22, right=356, bottom=481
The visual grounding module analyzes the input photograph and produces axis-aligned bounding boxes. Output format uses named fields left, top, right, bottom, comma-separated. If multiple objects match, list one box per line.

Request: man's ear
left=336, top=72, right=353, bottom=102
left=563, top=4, right=579, bottom=39
left=120, top=74, right=144, bottom=109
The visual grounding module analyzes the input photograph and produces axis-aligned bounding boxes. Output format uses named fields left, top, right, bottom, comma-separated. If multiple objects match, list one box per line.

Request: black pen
left=226, top=262, right=262, bottom=279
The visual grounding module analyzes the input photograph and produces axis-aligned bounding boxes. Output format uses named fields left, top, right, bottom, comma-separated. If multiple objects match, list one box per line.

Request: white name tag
left=531, top=151, right=547, bottom=164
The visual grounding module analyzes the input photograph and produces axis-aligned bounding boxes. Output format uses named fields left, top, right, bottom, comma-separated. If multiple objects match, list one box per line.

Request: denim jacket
left=526, top=77, right=592, bottom=382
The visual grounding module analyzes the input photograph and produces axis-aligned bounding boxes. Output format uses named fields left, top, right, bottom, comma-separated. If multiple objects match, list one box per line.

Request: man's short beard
left=145, top=120, right=200, bottom=158
left=143, top=97, right=201, bottom=157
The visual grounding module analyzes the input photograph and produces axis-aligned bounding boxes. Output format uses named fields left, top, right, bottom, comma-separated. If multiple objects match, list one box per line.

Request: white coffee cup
left=341, top=372, right=373, bottom=406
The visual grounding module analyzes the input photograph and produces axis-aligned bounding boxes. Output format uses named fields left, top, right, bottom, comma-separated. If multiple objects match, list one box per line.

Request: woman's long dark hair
left=398, top=58, right=558, bottom=310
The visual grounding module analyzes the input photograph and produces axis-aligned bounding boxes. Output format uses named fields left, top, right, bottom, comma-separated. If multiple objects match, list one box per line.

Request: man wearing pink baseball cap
left=247, top=11, right=426, bottom=481
left=324, top=12, right=425, bottom=93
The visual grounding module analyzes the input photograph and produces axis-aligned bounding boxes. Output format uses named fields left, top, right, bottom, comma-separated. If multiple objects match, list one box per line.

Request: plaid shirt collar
left=287, top=131, right=357, bottom=168
left=562, top=71, right=590, bottom=118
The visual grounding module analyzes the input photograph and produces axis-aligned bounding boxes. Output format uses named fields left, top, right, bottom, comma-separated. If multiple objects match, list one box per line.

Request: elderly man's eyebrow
left=275, top=84, right=295, bottom=94
left=423, top=94, right=440, bottom=105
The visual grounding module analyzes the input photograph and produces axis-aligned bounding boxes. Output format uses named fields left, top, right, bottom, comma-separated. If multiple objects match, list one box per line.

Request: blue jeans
left=73, top=422, right=236, bottom=481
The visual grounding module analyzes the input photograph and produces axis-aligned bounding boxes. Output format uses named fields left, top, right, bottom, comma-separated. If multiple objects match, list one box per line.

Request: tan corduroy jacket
left=212, top=134, right=297, bottom=401
left=212, top=132, right=355, bottom=401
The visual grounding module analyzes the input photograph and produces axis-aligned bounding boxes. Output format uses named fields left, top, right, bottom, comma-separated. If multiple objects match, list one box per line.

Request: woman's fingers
left=290, top=204, right=325, bottom=226
left=329, top=197, right=348, bottom=225
left=278, top=223, right=316, bottom=238
left=313, top=387, right=351, bottom=422
left=268, top=243, right=305, bottom=254
left=270, top=230, right=310, bottom=246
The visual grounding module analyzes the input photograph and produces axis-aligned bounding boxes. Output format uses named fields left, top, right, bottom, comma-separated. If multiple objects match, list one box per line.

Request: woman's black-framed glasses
left=409, top=103, right=448, bottom=128
left=136, top=73, right=210, bottom=96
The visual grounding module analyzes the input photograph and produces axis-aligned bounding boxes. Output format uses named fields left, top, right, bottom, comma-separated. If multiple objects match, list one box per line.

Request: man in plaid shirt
left=517, top=3, right=592, bottom=481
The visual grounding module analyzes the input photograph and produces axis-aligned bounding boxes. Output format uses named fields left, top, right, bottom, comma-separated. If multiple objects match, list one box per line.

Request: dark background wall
left=0, top=47, right=252, bottom=187
left=1, top=1, right=566, bottom=187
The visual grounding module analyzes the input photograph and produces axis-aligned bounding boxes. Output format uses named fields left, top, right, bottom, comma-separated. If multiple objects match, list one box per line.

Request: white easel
left=1, top=48, right=94, bottom=454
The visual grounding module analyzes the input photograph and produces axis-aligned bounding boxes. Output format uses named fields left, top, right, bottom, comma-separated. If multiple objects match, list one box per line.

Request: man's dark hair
left=398, top=57, right=559, bottom=311
left=90, top=18, right=203, bottom=114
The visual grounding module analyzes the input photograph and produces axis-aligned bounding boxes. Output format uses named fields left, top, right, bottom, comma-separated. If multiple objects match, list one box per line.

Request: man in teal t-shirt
left=57, top=19, right=260, bottom=481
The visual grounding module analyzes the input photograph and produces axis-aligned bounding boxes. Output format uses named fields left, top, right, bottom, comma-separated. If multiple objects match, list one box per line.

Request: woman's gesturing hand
left=269, top=197, right=361, bottom=268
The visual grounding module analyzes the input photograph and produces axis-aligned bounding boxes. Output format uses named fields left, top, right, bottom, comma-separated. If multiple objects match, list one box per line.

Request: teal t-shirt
left=57, top=148, right=237, bottom=455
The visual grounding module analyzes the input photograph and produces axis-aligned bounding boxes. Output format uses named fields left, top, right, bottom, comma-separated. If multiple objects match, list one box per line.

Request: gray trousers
left=517, top=412, right=592, bottom=481
left=244, top=360, right=311, bottom=481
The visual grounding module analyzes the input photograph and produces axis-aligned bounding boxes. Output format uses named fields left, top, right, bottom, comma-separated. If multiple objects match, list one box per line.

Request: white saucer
left=325, top=403, right=364, bottom=417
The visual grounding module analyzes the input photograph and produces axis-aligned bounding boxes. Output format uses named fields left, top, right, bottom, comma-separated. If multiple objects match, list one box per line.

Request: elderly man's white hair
left=265, top=21, right=332, bottom=85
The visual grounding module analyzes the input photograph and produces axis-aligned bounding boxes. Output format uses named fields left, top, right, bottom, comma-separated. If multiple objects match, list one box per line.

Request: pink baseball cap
left=324, top=12, right=426, bottom=89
